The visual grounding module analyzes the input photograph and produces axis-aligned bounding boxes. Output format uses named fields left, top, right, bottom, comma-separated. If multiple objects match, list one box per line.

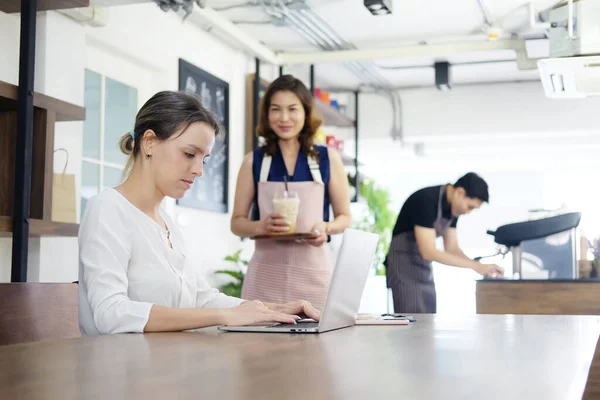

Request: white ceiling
left=205, top=0, right=565, bottom=88
left=198, top=1, right=600, bottom=179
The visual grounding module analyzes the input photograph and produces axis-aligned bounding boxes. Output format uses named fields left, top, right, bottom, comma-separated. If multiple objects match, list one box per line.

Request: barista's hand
left=301, top=222, right=329, bottom=247
left=474, top=263, right=504, bottom=279
left=261, top=213, right=291, bottom=234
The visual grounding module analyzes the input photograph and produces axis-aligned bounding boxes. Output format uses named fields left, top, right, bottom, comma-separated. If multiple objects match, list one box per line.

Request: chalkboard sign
left=177, top=59, right=229, bottom=213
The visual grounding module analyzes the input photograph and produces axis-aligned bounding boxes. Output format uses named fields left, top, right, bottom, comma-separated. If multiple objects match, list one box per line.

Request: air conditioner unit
left=548, top=0, right=600, bottom=58
left=538, top=55, right=600, bottom=98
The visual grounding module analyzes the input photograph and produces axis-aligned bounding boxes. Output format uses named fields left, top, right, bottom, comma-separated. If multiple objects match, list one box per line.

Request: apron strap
left=259, top=155, right=272, bottom=182
left=308, top=155, right=324, bottom=185
left=260, top=153, right=323, bottom=185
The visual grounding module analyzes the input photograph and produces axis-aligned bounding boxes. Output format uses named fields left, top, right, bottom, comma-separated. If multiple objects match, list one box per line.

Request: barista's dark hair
left=454, top=172, right=489, bottom=203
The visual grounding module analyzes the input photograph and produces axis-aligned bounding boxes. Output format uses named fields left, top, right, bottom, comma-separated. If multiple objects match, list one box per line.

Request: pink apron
left=241, top=154, right=332, bottom=310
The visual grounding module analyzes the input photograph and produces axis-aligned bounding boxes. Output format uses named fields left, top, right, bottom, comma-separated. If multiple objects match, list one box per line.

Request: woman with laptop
left=230, top=75, right=352, bottom=311
left=78, top=90, right=319, bottom=336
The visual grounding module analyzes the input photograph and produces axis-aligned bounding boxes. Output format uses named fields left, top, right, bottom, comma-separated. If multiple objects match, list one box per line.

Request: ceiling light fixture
left=364, top=0, right=392, bottom=15
left=435, top=61, right=451, bottom=91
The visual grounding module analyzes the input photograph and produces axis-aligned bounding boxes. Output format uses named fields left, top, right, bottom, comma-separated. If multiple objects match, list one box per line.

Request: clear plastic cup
left=272, top=191, right=300, bottom=234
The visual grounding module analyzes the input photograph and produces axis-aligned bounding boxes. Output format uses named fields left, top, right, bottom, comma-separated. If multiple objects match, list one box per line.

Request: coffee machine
left=477, top=212, right=581, bottom=279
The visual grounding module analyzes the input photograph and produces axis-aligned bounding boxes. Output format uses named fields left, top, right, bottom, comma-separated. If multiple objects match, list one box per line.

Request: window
left=81, top=69, right=138, bottom=216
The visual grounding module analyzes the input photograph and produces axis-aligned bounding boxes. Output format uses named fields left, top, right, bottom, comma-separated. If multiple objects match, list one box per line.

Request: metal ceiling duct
left=258, top=0, right=403, bottom=140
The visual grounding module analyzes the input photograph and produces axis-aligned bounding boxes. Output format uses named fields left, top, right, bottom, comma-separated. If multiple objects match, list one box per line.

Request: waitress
left=230, top=75, right=351, bottom=310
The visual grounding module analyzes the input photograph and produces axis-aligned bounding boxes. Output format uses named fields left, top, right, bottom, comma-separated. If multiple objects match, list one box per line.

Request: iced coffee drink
left=272, top=191, right=300, bottom=234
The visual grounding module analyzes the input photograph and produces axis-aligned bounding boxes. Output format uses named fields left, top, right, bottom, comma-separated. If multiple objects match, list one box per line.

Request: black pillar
left=11, top=0, right=38, bottom=282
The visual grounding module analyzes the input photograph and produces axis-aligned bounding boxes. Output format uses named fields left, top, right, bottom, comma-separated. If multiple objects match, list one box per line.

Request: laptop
left=218, top=228, right=379, bottom=334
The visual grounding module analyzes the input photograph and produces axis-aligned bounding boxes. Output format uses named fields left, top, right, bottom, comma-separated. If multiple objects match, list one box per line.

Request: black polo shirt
left=391, top=185, right=458, bottom=236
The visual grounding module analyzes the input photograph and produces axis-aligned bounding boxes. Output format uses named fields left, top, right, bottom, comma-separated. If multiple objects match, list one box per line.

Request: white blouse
left=78, top=188, right=242, bottom=336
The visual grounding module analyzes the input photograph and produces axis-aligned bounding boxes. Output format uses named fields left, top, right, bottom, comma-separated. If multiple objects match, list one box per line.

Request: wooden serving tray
left=250, top=232, right=319, bottom=241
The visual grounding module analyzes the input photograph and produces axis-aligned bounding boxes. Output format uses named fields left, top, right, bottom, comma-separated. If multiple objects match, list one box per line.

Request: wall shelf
left=0, top=0, right=89, bottom=13
left=0, top=80, right=85, bottom=238
left=0, top=81, right=85, bottom=121
left=0, top=217, right=79, bottom=237
left=315, top=98, right=354, bottom=128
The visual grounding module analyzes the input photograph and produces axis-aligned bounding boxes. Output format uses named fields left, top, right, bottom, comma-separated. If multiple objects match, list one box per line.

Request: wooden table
left=1, top=314, right=599, bottom=400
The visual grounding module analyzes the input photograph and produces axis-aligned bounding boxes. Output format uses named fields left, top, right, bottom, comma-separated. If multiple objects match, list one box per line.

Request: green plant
left=214, top=249, right=248, bottom=298
left=349, top=173, right=395, bottom=276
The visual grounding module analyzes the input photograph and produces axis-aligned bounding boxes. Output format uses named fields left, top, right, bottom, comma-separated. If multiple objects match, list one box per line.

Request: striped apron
left=241, top=155, right=332, bottom=311
left=385, top=185, right=453, bottom=313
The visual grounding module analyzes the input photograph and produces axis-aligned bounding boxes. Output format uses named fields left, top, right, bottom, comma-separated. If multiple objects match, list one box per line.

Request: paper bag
left=52, top=148, right=77, bottom=223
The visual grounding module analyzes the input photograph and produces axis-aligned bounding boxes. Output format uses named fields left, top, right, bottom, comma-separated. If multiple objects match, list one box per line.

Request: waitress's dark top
left=251, top=144, right=331, bottom=221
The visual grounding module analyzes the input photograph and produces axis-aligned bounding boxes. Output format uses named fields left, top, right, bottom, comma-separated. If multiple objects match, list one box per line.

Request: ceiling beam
left=279, top=39, right=534, bottom=67
left=191, top=5, right=283, bottom=65
left=192, top=8, right=539, bottom=72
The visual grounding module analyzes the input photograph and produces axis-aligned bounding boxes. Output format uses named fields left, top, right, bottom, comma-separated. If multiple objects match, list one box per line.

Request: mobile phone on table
left=381, top=313, right=417, bottom=322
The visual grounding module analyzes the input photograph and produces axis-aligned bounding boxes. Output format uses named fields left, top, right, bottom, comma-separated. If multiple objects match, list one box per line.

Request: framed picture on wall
left=177, top=58, right=229, bottom=213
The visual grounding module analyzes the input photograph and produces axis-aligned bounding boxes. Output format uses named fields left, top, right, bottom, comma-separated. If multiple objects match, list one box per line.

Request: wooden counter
left=476, top=279, right=600, bottom=315
left=1, top=314, right=599, bottom=399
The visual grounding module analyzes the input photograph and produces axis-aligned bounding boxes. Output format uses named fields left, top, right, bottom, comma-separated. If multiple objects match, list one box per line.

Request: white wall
left=356, top=82, right=600, bottom=140
left=0, top=5, right=278, bottom=283
left=0, top=12, right=19, bottom=86
left=350, top=81, right=600, bottom=244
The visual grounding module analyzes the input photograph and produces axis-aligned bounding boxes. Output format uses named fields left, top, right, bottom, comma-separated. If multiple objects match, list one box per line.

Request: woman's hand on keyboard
left=222, top=300, right=300, bottom=326
left=266, top=300, right=321, bottom=322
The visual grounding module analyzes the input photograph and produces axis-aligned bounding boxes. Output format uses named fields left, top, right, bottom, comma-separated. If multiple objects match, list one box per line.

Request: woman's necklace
left=161, top=218, right=173, bottom=249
